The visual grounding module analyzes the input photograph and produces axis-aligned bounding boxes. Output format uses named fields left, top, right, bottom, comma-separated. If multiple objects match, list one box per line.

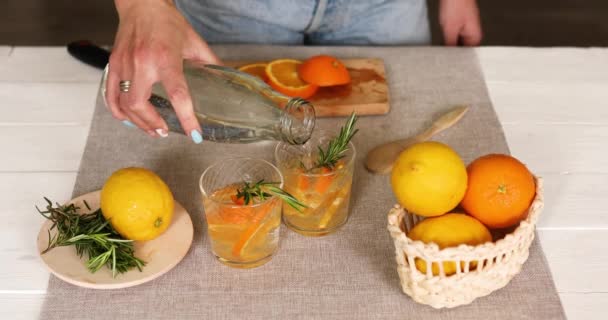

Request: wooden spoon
left=364, top=106, right=469, bottom=175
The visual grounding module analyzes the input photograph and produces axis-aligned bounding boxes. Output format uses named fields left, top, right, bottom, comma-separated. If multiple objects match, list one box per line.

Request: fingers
left=439, top=0, right=482, bottom=46
left=159, top=66, right=203, bottom=144
left=441, top=18, right=482, bottom=46
left=183, top=29, right=222, bottom=65
left=117, top=65, right=169, bottom=137
left=442, top=23, right=461, bottom=47
left=107, top=47, right=169, bottom=138
left=104, top=59, right=128, bottom=121
left=461, top=19, right=483, bottom=46
left=121, top=109, right=157, bottom=137
left=106, top=0, right=204, bottom=141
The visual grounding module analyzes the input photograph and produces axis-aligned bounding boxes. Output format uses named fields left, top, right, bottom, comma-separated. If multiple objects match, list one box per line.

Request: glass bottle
left=101, top=60, right=315, bottom=145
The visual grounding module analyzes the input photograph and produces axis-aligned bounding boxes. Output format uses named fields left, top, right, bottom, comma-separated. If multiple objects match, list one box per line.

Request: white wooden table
left=0, top=46, right=606, bottom=319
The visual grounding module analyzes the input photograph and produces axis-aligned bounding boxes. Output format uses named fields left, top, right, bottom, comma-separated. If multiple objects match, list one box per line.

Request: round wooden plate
left=36, top=190, right=194, bottom=289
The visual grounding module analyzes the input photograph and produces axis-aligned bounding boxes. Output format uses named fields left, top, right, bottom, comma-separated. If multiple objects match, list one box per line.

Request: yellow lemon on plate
left=408, top=213, right=492, bottom=276
left=391, top=141, right=467, bottom=217
left=101, top=167, right=174, bottom=241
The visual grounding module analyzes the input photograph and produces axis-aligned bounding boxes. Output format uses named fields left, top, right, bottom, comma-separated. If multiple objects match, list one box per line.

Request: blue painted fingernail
left=190, top=130, right=203, bottom=144
left=122, top=120, right=136, bottom=128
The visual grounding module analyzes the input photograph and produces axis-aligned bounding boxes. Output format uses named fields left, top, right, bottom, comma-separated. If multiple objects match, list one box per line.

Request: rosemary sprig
left=314, top=112, right=358, bottom=170
left=37, top=198, right=145, bottom=278
left=236, top=180, right=306, bottom=212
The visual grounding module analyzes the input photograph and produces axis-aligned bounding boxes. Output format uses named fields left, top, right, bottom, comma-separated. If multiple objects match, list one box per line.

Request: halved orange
left=265, top=59, right=319, bottom=99
left=238, top=63, right=269, bottom=82
left=298, top=55, right=351, bottom=86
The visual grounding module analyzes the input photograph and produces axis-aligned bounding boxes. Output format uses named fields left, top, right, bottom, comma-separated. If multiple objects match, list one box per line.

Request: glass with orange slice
left=200, top=158, right=304, bottom=268
left=275, top=114, right=358, bottom=236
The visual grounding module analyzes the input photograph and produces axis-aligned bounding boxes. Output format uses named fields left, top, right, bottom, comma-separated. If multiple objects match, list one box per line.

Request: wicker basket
left=387, top=177, right=544, bottom=309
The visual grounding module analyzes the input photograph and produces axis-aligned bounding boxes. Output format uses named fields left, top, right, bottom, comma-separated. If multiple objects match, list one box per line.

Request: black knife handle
left=67, top=40, right=110, bottom=70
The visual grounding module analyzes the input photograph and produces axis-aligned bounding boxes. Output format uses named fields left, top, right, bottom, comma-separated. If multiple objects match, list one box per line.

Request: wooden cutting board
left=226, top=59, right=390, bottom=117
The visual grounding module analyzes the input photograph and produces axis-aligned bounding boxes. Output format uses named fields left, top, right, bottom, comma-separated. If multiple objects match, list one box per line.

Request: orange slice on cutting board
left=265, top=59, right=319, bottom=99
left=298, top=55, right=351, bottom=86
left=238, top=63, right=269, bottom=82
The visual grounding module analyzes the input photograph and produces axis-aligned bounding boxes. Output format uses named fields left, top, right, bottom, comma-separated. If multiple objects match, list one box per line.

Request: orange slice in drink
left=318, top=185, right=350, bottom=228
left=297, top=166, right=338, bottom=194
left=220, top=205, right=254, bottom=224
left=238, top=63, right=269, bottom=82
left=265, top=59, right=319, bottom=99
left=314, top=167, right=335, bottom=193
left=231, top=198, right=277, bottom=257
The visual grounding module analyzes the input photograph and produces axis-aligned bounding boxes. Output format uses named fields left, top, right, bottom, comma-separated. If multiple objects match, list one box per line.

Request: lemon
left=409, top=213, right=492, bottom=276
left=101, top=167, right=174, bottom=241
left=391, top=141, right=467, bottom=217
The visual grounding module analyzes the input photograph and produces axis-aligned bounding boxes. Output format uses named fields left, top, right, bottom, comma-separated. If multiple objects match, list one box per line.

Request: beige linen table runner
left=40, top=46, right=565, bottom=319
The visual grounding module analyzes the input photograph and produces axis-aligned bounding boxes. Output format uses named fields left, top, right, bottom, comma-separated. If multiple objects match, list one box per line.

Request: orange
left=265, top=59, right=319, bottom=98
left=461, top=154, right=536, bottom=229
left=298, top=55, right=351, bottom=86
left=238, top=63, right=269, bottom=82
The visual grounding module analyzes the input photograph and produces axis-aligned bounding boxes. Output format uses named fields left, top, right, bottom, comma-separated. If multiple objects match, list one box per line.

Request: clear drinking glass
left=200, top=158, right=283, bottom=268
left=275, top=130, right=356, bottom=236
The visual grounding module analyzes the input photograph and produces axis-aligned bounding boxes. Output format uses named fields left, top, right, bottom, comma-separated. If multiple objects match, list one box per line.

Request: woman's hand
left=106, top=0, right=220, bottom=143
left=439, top=0, right=482, bottom=46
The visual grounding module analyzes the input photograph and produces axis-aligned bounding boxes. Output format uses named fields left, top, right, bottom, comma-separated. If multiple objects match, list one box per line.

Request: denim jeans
left=175, top=0, right=430, bottom=45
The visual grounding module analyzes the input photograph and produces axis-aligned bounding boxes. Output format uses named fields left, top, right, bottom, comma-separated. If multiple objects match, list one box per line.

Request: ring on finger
left=119, top=80, right=132, bottom=93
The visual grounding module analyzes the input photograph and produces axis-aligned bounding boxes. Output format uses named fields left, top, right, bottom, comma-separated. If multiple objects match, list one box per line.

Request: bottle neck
left=279, top=98, right=316, bottom=145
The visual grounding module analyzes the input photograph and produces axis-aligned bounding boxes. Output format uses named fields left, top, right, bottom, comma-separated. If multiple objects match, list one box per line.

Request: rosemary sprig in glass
left=37, top=198, right=145, bottom=278
left=309, top=112, right=359, bottom=170
left=235, top=180, right=306, bottom=212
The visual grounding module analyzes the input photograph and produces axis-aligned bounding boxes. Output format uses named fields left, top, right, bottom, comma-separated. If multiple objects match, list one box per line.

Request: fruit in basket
left=101, top=167, right=174, bottom=241
left=238, top=63, right=269, bottom=82
left=298, top=55, right=351, bottom=86
left=461, top=154, right=536, bottom=229
left=265, top=59, right=319, bottom=98
left=408, top=213, right=492, bottom=276
left=391, top=141, right=467, bottom=217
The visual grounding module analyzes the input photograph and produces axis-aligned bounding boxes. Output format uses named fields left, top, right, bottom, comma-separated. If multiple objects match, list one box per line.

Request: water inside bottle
left=151, top=64, right=314, bottom=144
left=101, top=62, right=314, bottom=144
